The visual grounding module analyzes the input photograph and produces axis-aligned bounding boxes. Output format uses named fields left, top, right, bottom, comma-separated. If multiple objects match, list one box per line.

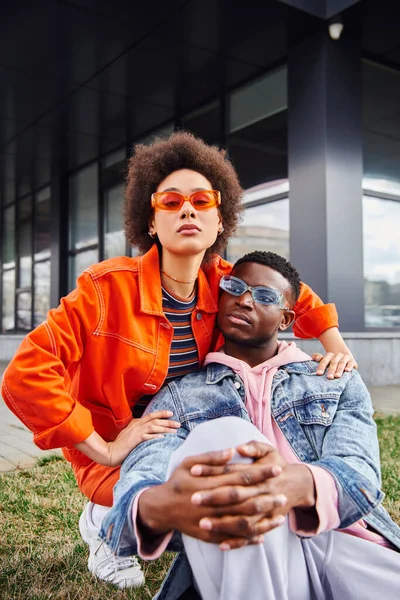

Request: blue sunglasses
left=219, top=275, right=287, bottom=308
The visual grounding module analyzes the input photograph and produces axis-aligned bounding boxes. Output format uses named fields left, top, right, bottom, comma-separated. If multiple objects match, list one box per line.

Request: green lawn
left=1, top=415, right=399, bottom=600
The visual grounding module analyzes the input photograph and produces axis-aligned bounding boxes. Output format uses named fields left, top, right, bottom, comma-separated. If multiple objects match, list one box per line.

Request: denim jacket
left=100, top=361, right=400, bottom=598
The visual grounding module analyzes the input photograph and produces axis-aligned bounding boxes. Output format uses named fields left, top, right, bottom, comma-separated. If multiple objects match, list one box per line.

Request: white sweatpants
left=168, top=416, right=400, bottom=600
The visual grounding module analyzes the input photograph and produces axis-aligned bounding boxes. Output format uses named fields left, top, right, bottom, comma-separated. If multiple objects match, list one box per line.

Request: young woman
left=2, top=132, right=356, bottom=588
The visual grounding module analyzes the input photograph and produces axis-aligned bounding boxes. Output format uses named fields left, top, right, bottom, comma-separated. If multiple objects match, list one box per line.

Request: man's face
left=217, top=262, right=294, bottom=348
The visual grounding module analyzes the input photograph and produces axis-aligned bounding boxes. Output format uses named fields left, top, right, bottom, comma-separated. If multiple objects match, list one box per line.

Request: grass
left=0, top=454, right=173, bottom=600
left=374, top=414, right=400, bottom=523
left=1, top=415, right=399, bottom=600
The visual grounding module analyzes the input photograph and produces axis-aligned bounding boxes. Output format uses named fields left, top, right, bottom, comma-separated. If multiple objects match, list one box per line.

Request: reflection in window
left=363, top=195, right=400, bottom=328
left=228, top=67, right=288, bottom=189
left=102, top=147, right=126, bottom=189
left=138, top=123, right=174, bottom=147
left=34, top=261, right=50, bottom=326
left=102, top=147, right=126, bottom=170
left=230, top=67, right=287, bottom=134
left=182, top=102, right=220, bottom=144
left=2, top=269, right=15, bottom=332
left=69, top=249, right=99, bottom=290
left=35, top=187, right=51, bottom=260
left=104, top=183, right=125, bottom=259
left=3, top=205, right=15, bottom=268
left=17, top=291, right=32, bottom=332
left=69, top=164, right=99, bottom=250
left=19, top=219, right=32, bottom=288
left=227, top=198, right=289, bottom=264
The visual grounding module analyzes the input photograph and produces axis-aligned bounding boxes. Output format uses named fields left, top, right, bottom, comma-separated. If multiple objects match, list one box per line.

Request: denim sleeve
left=311, top=370, right=384, bottom=528
left=99, top=386, right=187, bottom=556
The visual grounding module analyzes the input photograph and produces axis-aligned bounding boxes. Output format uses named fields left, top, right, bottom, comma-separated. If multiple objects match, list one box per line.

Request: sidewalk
left=0, top=362, right=61, bottom=472
left=1, top=362, right=399, bottom=473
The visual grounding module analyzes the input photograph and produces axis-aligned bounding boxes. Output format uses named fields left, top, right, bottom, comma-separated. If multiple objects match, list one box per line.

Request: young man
left=99, top=251, right=400, bottom=599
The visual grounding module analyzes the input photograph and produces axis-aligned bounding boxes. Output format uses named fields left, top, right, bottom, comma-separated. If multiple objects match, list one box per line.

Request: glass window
left=69, top=163, right=99, bottom=250
left=18, top=220, right=32, bottom=289
left=102, top=147, right=126, bottom=189
left=363, top=194, right=400, bottom=328
left=3, top=204, right=15, bottom=268
left=17, top=291, right=32, bottom=332
left=102, top=148, right=126, bottom=170
left=34, top=261, right=50, bottom=326
left=69, top=249, right=99, bottom=290
left=227, top=196, right=289, bottom=264
left=2, top=269, right=15, bottom=332
left=363, top=61, right=400, bottom=185
left=228, top=68, right=288, bottom=190
left=229, top=67, right=287, bottom=134
left=228, top=111, right=288, bottom=189
left=362, top=59, right=400, bottom=328
left=19, top=196, right=32, bottom=220
left=136, top=123, right=174, bottom=147
left=104, top=183, right=125, bottom=259
left=182, top=102, right=220, bottom=144
left=35, top=187, right=51, bottom=260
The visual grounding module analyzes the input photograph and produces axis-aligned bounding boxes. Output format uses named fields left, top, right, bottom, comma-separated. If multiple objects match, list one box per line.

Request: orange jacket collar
left=138, top=244, right=218, bottom=315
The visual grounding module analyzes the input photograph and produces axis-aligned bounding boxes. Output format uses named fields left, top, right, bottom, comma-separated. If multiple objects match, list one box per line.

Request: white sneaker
left=79, top=502, right=145, bottom=589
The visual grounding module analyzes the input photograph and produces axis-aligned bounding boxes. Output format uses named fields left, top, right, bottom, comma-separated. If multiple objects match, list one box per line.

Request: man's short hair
left=234, top=251, right=301, bottom=306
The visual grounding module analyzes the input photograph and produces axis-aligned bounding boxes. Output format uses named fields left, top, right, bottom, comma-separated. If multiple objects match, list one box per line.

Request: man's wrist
left=285, top=464, right=316, bottom=509
left=138, top=486, right=173, bottom=536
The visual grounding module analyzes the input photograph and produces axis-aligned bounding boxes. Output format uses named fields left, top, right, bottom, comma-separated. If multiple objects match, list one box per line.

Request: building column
left=288, top=25, right=364, bottom=331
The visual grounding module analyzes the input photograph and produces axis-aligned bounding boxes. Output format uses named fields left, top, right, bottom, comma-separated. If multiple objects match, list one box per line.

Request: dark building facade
left=1, top=0, right=400, bottom=340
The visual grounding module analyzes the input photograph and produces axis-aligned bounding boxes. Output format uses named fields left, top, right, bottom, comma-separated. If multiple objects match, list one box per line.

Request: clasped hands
left=140, top=442, right=316, bottom=551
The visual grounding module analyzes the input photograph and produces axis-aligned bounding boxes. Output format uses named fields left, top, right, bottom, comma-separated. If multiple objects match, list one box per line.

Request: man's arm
left=185, top=370, right=383, bottom=539
left=311, top=370, right=383, bottom=527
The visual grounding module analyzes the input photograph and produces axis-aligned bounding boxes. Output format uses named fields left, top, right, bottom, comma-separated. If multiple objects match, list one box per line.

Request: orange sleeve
left=292, top=282, right=338, bottom=339
left=1, top=272, right=100, bottom=450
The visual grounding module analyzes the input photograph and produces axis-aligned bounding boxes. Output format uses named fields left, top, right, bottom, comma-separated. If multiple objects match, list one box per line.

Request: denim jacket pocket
left=294, top=394, right=340, bottom=427
left=183, top=405, right=248, bottom=431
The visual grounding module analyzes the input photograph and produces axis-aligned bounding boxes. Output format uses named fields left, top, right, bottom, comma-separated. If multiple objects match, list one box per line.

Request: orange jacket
left=2, top=245, right=337, bottom=470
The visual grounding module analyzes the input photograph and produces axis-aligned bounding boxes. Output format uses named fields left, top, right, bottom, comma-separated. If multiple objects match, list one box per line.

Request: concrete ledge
left=0, top=335, right=24, bottom=361
left=2, top=332, right=400, bottom=386
left=280, top=333, right=400, bottom=386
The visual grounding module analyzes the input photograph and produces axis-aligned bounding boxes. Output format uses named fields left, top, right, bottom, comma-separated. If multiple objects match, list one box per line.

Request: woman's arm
left=1, top=272, right=99, bottom=450
left=292, top=282, right=357, bottom=378
left=313, top=327, right=358, bottom=379
left=75, top=411, right=180, bottom=466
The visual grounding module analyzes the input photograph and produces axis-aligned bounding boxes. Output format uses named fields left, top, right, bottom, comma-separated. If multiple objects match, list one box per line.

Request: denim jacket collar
left=205, top=359, right=318, bottom=387
left=205, top=361, right=241, bottom=384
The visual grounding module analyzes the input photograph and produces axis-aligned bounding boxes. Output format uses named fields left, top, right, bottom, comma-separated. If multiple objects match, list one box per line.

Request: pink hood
left=204, top=341, right=311, bottom=435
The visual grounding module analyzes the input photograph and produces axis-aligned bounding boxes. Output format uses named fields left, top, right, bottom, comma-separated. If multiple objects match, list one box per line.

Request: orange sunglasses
left=151, top=190, right=221, bottom=211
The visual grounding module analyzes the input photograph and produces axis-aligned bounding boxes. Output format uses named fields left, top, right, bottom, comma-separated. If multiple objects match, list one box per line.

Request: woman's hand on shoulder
left=316, top=327, right=358, bottom=379
left=312, top=352, right=358, bottom=379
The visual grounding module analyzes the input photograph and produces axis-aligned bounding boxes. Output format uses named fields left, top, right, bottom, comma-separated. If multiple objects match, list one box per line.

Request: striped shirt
left=163, top=285, right=199, bottom=381
left=132, top=285, right=199, bottom=418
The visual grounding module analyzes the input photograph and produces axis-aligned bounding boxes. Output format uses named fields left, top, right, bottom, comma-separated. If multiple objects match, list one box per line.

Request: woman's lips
left=177, top=224, right=201, bottom=235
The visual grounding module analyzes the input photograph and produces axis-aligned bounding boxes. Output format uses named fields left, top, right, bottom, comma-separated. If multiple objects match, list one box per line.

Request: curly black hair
left=234, top=250, right=301, bottom=305
left=124, top=131, right=244, bottom=261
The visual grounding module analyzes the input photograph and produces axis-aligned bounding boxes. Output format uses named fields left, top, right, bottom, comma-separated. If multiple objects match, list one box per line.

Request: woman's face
left=149, top=169, right=222, bottom=259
